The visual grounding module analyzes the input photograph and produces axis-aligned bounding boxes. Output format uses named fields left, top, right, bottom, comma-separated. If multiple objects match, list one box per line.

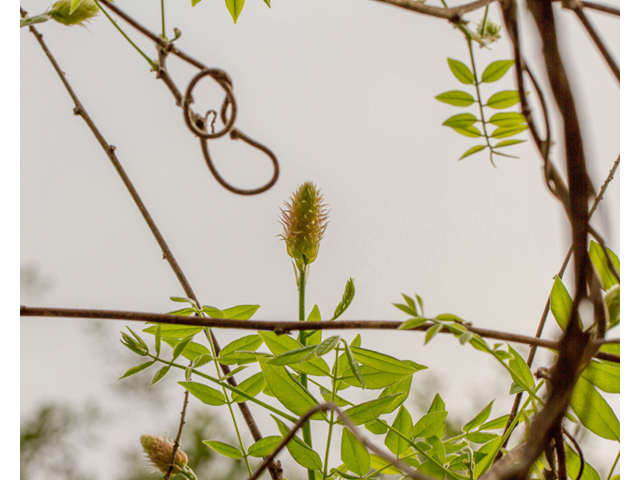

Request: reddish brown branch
left=581, top=1, right=619, bottom=16
left=563, top=0, right=620, bottom=82
left=19, top=306, right=619, bottom=363
left=369, top=0, right=496, bottom=21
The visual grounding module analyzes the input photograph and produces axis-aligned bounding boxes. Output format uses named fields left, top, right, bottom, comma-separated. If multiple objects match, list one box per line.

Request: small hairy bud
left=279, top=182, right=328, bottom=272
left=140, top=434, right=189, bottom=476
left=50, top=0, right=100, bottom=26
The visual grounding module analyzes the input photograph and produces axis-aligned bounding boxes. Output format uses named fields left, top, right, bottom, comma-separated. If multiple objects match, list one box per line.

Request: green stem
left=96, top=1, right=157, bottom=70
left=205, top=327, right=252, bottom=475
left=297, top=264, right=314, bottom=480
left=606, top=451, right=620, bottom=480
left=20, top=12, right=53, bottom=28
left=160, top=0, right=166, bottom=39
left=321, top=348, right=341, bottom=480
left=466, top=36, right=496, bottom=167
left=480, top=5, right=490, bottom=37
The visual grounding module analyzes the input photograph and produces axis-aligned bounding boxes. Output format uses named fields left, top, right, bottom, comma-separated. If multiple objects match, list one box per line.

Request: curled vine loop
left=182, top=68, right=236, bottom=139
left=199, top=129, right=280, bottom=196
left=183, top=68, right=280, bottom=195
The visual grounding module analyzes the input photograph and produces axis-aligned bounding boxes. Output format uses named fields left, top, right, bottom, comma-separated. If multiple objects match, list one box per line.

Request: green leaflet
left=489, top=112, right=526, bottom=127
left=341, top=428, right=371, bottom=476
left=507, top=345, right=535, bottom=390
left=570, top=376, right=619, bottom=441
left=465, top=432, right=499, bottom=444
left=478, top=414, right=509, bottom=430
left=148, top=366, right=170, bottom=387
left=339, top=393, right=405, bottom=425
left=258, top=357, right=326, bottom=420
left=582, top=360, right=619, bottom=393
left=172, top=334, right=196, bottom=361
left=272, top=416, right=323, bottom=471
left=219, top=334, right=263, bottom=357
left=452, top=125, right=482, bottom=138
left=339, top=366, right=409, bottom=390
left=120, top=360, right=154, bottom=380
left=463, top=400, right=494, bottom=432
left=179, top=381, right=226, bottom=406
left=550, top=276, right=583, bottom=331
left=332, top=278, right=355, bottom=320
left=216, top=351, right=271, bottom=366
left=231, top=372, right=266, bottom=402
left=161, top=338, right=210, bottom=362
left=259, top=331, right=330, bottom=376
left=447, top=58, right=475, bottom=85
left=369, top=454, right=402, bottom=475
left=385, top=406, right=413, bottom=455
left=435, top=90, right=475, bottom=107
left=427, top=394, right=447, bottom=439
left=349, top=347, right=416, bottom=375
left=398, top=316, right=428, bottom=330
left=341, top=340, right=364, bottom=389
left=222, top=304, right=259, bottom=320
left=589, top=241, right=620, bottom=290
left=418, top=458, right=448, bottom=479
left=247, top=436, right=283, bottom=457
left=481, top=60, right=514, bottom=83
left=225, top=0, right=245, bottom=23
left=494, top=139, right=526, bottom=148
left=486, top=91, right=520, bottom=109
left=412, top=411, right=448, bottom=439
left=143, top=324, right=203, bottom=338
left=491, top=124, right=528, bottom=138
left=201, top=305, right=223, bottom=318
left=605, top=284, right=620, bottom=328
left=379, top=376, right=412, bottom=414
left=442, top=113, right=478, bottom=129
left=459, top=145, right=486, bottom=160
left=268, top=345, right=317, bottom=365
left=203, top=440, right=243, bottom=459
left=365, top=419, right=388, bottom=435
left=473, top=437, right=503, bottom=477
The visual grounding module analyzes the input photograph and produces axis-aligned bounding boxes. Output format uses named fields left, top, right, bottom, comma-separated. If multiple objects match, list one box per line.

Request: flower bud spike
left=279, top=182, right=328, bottom=272
left=140, top=434, right=192, bottom=478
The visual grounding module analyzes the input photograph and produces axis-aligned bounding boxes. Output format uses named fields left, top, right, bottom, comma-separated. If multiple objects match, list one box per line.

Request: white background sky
left=17, top=0, right=628, bottom=479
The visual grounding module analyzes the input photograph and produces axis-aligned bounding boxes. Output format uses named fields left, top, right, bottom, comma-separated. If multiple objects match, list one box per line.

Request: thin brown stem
left=581, top=1, right=619, bottom=15
left=564, top=1, right=620, bottom=82
left=369, top=0, right=496, bottom=21
left=19, top=306, right=620, bottom=363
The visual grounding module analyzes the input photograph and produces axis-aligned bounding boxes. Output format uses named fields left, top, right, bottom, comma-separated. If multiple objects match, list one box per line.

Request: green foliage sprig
left=435, top=20, right=528, bottom=166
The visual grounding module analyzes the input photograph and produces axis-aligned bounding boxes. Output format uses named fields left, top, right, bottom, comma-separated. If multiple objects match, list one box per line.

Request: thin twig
left=563, top=0, right=619, bottom=82
left=369, top=0, right=496, bottom=21
left=18, top=306, right=620, bottom=363
left=581, top=1, right=620, bottom=16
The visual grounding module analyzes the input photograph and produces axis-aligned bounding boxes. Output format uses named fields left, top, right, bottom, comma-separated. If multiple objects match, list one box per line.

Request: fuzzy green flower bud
left=20, top=0, right=103, bottom=28
left=140, top=434, right=190, bottom=477
left=50, top=0, right=100, bottom=26
left=476, top=18, right=502, bottom=47
left=279, top=182, right=328, bottom=272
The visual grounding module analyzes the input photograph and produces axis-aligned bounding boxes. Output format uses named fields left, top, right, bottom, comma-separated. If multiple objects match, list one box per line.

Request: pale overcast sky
left=19, top=1, right=622, bottom=478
